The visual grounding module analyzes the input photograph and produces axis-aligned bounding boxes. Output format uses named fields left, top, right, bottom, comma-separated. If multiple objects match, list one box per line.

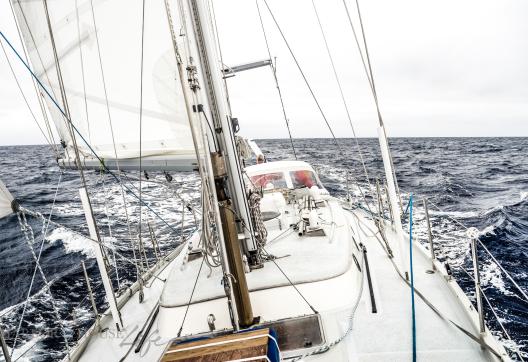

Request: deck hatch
left=160, top=314, right=325, bottom=360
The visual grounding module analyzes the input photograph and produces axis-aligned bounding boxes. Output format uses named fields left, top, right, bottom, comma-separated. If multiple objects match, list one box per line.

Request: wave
left=46, top=228, right=95, bottom=258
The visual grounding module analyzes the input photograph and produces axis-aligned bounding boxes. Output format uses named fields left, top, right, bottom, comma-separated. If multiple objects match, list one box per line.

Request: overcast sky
left=1, top=0, right=527, bottom=145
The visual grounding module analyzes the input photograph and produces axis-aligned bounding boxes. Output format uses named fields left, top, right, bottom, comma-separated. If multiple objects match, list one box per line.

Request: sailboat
left=0, top=0, right=522, bottom=361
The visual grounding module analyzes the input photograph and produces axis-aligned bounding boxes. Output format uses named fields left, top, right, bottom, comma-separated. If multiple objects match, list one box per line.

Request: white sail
left=11, top=0, right=196, bottom=169
left=0, top=179, right=14, bottom=219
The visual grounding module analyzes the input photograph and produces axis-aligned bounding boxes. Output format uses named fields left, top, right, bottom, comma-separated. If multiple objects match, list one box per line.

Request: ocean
left=0, top=137, right=527, bottom=361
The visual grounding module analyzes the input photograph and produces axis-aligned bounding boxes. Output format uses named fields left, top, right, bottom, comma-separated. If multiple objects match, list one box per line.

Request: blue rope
left=0, top=31, right=181, bottom=236
left=409, top=193, right=417, bottom=361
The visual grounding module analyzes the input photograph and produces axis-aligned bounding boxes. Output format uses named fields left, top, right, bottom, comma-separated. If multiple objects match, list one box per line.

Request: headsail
left=11, top=0, right=197, bottom=170
left=0, top=179, right=14, bottom=219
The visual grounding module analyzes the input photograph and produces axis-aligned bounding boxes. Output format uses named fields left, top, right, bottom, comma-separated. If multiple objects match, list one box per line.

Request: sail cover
left=11, top=0, right=197, bottom=169
left=0, top=179, right=14, bottom=219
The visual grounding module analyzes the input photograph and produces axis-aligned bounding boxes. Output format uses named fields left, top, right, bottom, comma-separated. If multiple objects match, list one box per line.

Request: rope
left=209, top=0, right=233, bottom=114
left=411, top=193, right=528, bottom=304
left=260, top=248, right=318, bottom=315
left=88, top=0, right=144, bottom=282
left=19, top=205, right=169, bottom=281
left=74, top=0, right=91, bottom=144
left=42, top=0, right=88, bottom=192
left=291, top=250, right=365, bottom=361
left=9, top=171, right=63, bottom=357
left=262, top=0, right=342, bottom=154
left=458, top=266, right=525, bottom=361
left=248, top=192, right=267, bottom=256
left=177, top=256, right=205, bottom=337
left=7, top=0, right=60, bottom=156
left=476, top=239, right=528, bottom=303
left=0, top=31, right=186, bottom=252
left=11, top=2, right=67, bottom=136
left=255, top=0, right=297, bottom=159
left=343, top=0, right=404, bottom=209
left=310, top=0, right=373, bottom=194
left=138, top=0, right=147, bottom=280
left=223, top=204, right=317, bottom=314
left=409, top=194, right=417, bottom=362
left=0, top=40, right=55, bottom=154
left=99, top=171, right=121, bottom=290
left=351, top=211, right=505, bottom=360
left=260, top=0, right=375, bottom=218
left=15, top=211, right=70, bottom=357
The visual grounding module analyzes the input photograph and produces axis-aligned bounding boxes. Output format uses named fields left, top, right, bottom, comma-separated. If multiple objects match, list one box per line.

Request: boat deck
left=160, top=198, right=352, bottom=307
left=343, top=209, right=507, bottom=361
left=71, top=203, right=508, bottom=361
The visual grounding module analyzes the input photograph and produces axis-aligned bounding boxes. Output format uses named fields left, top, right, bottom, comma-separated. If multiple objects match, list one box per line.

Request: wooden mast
left=188, top=0, right=256, bottom=328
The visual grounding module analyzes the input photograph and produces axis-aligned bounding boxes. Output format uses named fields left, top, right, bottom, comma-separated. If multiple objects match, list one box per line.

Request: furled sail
left=0, top=179, right=14, bottom=219
left=11, top=0, right=197, bottom=170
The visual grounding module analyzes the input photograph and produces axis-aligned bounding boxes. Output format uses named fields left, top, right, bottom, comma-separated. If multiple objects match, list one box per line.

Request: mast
left=188, top=0, right=256, bottom=328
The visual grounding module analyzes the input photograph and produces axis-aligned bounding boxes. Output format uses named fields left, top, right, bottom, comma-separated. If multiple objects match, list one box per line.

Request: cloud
left=1, top=0, right=527, bottom=146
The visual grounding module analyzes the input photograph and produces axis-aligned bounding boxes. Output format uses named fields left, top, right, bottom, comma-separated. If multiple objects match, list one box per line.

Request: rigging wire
left=88, top=0, right=144, bottom=282
left=177, top=256, right=206, bottom=337
left=417, top=195, right=528, bottom=304
left=458, top=265, right=526, bottom=361
left=261, top=0, right=375, bottom=213
left=255, top=0, right=297, bottom=160
left=342, top=0, right=404, bottom=210
left=310, top=0, right=373, bottom=194
left=260, top=249, right=318, bottom=314
left=413, top=199, right=526, bottom=360
left=351, top=211, right=504, bottom=360
left=10, top=171, right=64, bottom=358
left=223, top=204, right=317, bottom=314
left=165, top=0, right=224, bottom=271
left=15, top=211, right=71, bottom=356
left=262, top=0, right=342, bottom=153
left=74, top=0, right=92, bottom=144
left=42, top=0, right=85, bottom=187
left=99, top=171, right=121, bottom=290
left=138, top=0, right=147, bottom=276
left=0, top=30, right=186, bottom=261
left=7, top=1, right=59, bottom=156
left=0, top=40, right=55, bottom=154
left=209, top=0, right=233, bottom=114
left=340, top=0, right=380, bottom=125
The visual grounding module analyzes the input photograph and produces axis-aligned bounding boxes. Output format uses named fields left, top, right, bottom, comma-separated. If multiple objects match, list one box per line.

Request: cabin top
left=245, top=160, right=324, bottom=191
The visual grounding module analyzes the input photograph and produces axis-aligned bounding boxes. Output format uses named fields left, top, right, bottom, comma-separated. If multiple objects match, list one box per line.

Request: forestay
left=11, top=0, right=196, bottom=169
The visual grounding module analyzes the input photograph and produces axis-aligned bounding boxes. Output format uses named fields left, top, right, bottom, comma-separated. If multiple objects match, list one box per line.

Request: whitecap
left=46, top=227, right=95, bottom=258
left=478, top=225, right=496, bottom=236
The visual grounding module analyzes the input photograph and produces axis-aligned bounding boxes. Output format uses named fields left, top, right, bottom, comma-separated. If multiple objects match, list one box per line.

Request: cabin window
left=290, top=170, right=321, bottom=189
left=250, top=172, right=287, bottom=189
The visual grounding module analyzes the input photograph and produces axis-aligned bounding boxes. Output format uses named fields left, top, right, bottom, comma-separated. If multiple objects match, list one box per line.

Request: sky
left=1, top=0, right=527, bottom=145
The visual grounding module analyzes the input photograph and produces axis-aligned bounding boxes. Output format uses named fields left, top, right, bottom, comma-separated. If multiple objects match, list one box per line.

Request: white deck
left=70, top=200, right=508, bottom=361
left=160, top=198, right=351, bottom=307
left=344, top=210, right=507, bottom=361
